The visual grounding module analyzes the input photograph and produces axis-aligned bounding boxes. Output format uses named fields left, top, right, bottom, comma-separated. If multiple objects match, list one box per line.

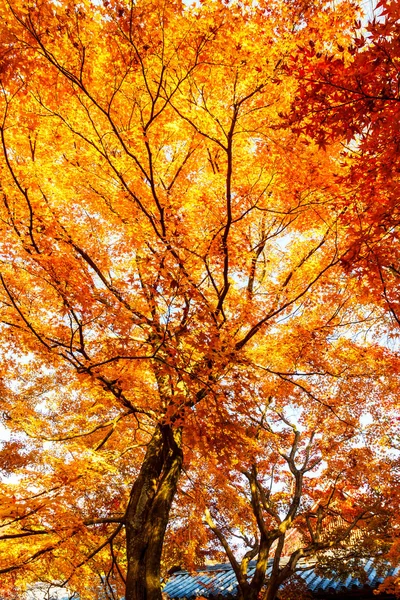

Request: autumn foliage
left=0, top=0, right=399, bottom=599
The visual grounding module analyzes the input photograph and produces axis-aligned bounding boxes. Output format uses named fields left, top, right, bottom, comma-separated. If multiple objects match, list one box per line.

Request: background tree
left=278, top=2, right=400, bottom=592
left=164, top=284, right=400, bottom=600
left=289, top=0, right=400, bottom=330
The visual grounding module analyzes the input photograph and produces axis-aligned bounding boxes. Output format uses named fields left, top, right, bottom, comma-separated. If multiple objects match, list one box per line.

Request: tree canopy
left=0, top=0, right=399, bottom=599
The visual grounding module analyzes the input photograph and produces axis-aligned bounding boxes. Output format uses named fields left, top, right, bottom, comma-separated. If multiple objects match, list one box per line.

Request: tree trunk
left=125, top=423, right=183, bottom=600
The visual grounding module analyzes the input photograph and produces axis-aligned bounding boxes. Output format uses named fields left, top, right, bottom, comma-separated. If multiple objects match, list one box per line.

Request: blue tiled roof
left=163, top=558, right=400, bottom=598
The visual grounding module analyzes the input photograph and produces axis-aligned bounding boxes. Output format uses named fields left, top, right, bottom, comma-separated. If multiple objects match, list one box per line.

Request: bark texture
left=125, top=424, right=183, bottom=600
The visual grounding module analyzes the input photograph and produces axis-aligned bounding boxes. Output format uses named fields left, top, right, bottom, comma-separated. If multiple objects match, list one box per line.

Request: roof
left=163, top=559, right=400, bottom=599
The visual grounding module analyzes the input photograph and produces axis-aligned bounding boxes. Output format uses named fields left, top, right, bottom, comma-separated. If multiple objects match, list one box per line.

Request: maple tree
left=0, top=0, right=399, bottom=599
left=290, top=0, right=400, bottom=327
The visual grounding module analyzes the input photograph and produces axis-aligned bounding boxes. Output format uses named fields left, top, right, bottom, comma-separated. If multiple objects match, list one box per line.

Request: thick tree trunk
left=125, top=423, right=183, bottom=600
